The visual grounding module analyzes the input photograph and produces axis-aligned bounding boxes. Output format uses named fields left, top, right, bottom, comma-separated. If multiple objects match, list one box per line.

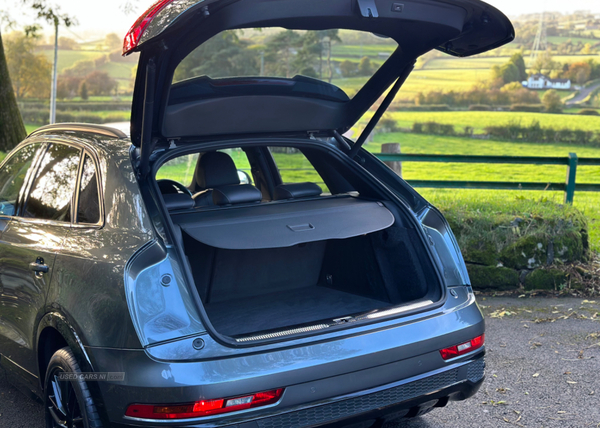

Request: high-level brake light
left=123, top=0, right=175, bottom=55
left=439, top=334, right=484, bottom=360
left=125, top=388, right=284, bottom=419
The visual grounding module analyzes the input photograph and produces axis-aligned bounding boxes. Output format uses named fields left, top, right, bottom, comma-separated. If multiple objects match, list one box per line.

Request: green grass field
left=38, top=48, right=137, bottom=88
left=331, top=44, right=396, bottom=57
left=39, top=49, right=104, bottom=73
left=376, top=111, right=600, bottom=133
left=364, top=132, right=600, bottom=251
left=547, top=36, right=599, bottom=45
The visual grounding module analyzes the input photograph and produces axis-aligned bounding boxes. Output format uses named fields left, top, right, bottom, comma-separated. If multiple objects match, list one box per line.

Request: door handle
left=30, top=258, right=49, bottom=274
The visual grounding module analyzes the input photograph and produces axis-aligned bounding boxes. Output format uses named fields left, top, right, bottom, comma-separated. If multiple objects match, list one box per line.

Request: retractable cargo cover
left=172, top=197, right=395, bottom=249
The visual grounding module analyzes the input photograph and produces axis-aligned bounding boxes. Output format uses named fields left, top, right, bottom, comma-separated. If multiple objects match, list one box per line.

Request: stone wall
left=443, top=204, right=590, bottom=292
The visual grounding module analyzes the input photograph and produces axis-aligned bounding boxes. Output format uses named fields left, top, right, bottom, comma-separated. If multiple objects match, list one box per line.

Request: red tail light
left=439, top=334, right=485, bottom=360
left=123, top=0, right=175, bottom=55
left=125, top=388, right=284, bottom=420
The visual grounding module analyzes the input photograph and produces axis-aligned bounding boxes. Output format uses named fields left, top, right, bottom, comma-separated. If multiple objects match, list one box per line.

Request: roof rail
left=29, top=123, right=128, bottom=139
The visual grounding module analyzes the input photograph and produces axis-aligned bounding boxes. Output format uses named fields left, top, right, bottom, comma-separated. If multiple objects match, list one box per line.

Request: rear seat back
left=274, top=182, right=322, bottom=200
left=192, top=151, right=263, bottom=207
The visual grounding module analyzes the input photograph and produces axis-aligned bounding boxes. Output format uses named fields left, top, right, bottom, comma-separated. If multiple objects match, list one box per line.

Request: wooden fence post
left=382, top=143, right=402, bottom=177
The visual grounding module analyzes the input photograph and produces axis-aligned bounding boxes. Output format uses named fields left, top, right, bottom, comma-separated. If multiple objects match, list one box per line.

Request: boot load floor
left=204, top=286, right=390, bottom=337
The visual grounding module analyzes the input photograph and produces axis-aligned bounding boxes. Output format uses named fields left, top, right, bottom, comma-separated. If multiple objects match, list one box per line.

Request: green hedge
left=20, top=108, right=129, bottom=125
left=409, top=120, right=600, bottom=146
left=510, top=104, right=544, bottom=113
left=389, top=104, right=451, bottom=112
left=19, top=101, right=131, bottom=112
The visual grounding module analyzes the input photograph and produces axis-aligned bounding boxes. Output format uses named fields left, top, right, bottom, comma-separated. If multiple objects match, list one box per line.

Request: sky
left=1, top=0, right=600, bottom=41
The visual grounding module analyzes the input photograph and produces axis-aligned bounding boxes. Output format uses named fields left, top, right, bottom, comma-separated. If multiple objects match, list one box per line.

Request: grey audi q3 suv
left=0, top=0, right=513, bottom=426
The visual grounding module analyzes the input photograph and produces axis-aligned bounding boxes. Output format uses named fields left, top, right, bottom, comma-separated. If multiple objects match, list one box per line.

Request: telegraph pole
left=49, top=17, right=59, bottom=124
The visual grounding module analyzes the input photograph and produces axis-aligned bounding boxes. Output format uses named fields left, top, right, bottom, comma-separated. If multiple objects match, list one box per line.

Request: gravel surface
left=0, top=297, right=599, bottom=428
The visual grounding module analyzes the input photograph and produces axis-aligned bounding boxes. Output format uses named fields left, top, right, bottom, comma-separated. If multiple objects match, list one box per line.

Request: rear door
left=0, top=142, right=81, bottom=390
left=124, top=0, right=514, bottom=175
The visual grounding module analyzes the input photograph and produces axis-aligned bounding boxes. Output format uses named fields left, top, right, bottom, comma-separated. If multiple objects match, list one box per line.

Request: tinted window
left=0, top=144, right=40, bottom=216
left=24, top=144, right=81, bottom=222
left=268, top=147, right=328, bottom=192
left=77, top=154, right=100, bottom=224
left=173, top=29, right=396, bottom=99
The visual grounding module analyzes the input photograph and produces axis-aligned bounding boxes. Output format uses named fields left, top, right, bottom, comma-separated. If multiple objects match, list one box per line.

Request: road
left=566, top=82, right=600, bottom=106
left=0, top=297, right=599, bottom=427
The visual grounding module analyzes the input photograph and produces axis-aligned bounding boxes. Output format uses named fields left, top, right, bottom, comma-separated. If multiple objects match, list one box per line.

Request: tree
left=0, top=1, right=74, bottom=151
left=83, top=70, right=117, bottom=96
left=339, top=60, right=357, bottom=78
left=564, top=62, right=592, bottom=84
left=4, top=31, right=52, bottom=99
left=358, top=57, right=373, bottom=76
left=175, top=30, right=259, bottom=81
left=58, top=36, right=77, bottom=50
left=62, top=59, right=95, bottom=77
left=79, top=81, right=88, bottom=100
left=291, top=31, right=321, bottom=78
left=581, top=43, right=593, bottom=55
left=264, top=30, right=303, bottom=78
left=508, top=52, right=528, bottom=81
left=491, top=62, right=520, bottom=86
left=0, top=31, right=25, bottom=151
left=104, top=33, right=121, bottom=50
left=542, top=90, right=563, bottom=113
left=531, top=51, right=559, bottom=75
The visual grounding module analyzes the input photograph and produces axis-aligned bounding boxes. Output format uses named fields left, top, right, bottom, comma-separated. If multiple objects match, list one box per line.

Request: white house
left=523, top=74, right=571, bottom=90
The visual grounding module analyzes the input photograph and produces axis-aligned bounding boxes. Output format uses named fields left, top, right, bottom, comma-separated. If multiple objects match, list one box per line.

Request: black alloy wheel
left=44, top=347, right=103, bottom=428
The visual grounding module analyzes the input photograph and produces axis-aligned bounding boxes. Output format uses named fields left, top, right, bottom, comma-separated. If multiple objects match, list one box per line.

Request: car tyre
left=44, top=347, right=103, bottom=428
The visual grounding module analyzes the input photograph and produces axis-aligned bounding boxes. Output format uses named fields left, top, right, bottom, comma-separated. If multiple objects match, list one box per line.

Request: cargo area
left=172, top=197, right=442, bottom=339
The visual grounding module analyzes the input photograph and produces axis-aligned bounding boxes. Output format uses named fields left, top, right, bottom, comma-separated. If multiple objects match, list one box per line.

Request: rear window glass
left=268, top=147, right=328, bottom=193
left=77, top=154, right=101, bottom=224
left=24, top=144, right=81, bottom=222
left=173, top=28, right=397, bottom=99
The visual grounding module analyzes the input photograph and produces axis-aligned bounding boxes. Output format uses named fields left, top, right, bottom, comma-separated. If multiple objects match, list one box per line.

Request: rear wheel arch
left=36, top=313, right=94, bottom=391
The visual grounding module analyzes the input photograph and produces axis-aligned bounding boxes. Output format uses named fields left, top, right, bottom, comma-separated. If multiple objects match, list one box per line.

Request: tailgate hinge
left=357, top=0, right=379, bottom=18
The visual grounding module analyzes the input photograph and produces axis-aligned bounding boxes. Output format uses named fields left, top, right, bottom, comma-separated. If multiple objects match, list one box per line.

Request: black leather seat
left=274, top=182, right=322, bottom=200
left=191, top=152, right=262, bottom=207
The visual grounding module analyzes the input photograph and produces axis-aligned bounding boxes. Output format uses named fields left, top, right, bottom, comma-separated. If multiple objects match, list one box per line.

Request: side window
left=24, top=144, right=81, bottom=222
left=77, top=154, right=101, bottom=224
left=268, top=147, right=328, bottom=192
left=0, top=144, right=41, bottom=216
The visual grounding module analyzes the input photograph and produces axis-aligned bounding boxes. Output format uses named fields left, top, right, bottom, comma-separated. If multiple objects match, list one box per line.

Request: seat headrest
left=213, top=184, right=262, bottom=206
left=194, top=151, right=240, bottom=190
left=274, top=183, right=323, bottom=200
left=163, top=193, right=194, bottom=211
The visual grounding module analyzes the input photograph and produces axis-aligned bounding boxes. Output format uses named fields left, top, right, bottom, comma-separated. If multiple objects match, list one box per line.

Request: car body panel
left=42, top=132, right=155, bottom=350
left=0, top=220, right=66, bottom=375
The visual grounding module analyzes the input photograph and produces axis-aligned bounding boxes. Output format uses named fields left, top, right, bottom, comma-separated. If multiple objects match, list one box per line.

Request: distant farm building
left=522, top=74, right=572, bottom=90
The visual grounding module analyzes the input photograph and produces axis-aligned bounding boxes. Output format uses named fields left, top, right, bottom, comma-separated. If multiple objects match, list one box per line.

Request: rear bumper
left=92, top=352, right=484, bottom=427
left=87, top=286, right=484, bottom=427
left=111, top=357, right=483, bottom=427
left=235, top=355, right=485, bottom=428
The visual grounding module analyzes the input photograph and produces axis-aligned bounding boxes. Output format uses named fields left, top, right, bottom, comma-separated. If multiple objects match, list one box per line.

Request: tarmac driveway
left=1, top=297, right=599, bottom=427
